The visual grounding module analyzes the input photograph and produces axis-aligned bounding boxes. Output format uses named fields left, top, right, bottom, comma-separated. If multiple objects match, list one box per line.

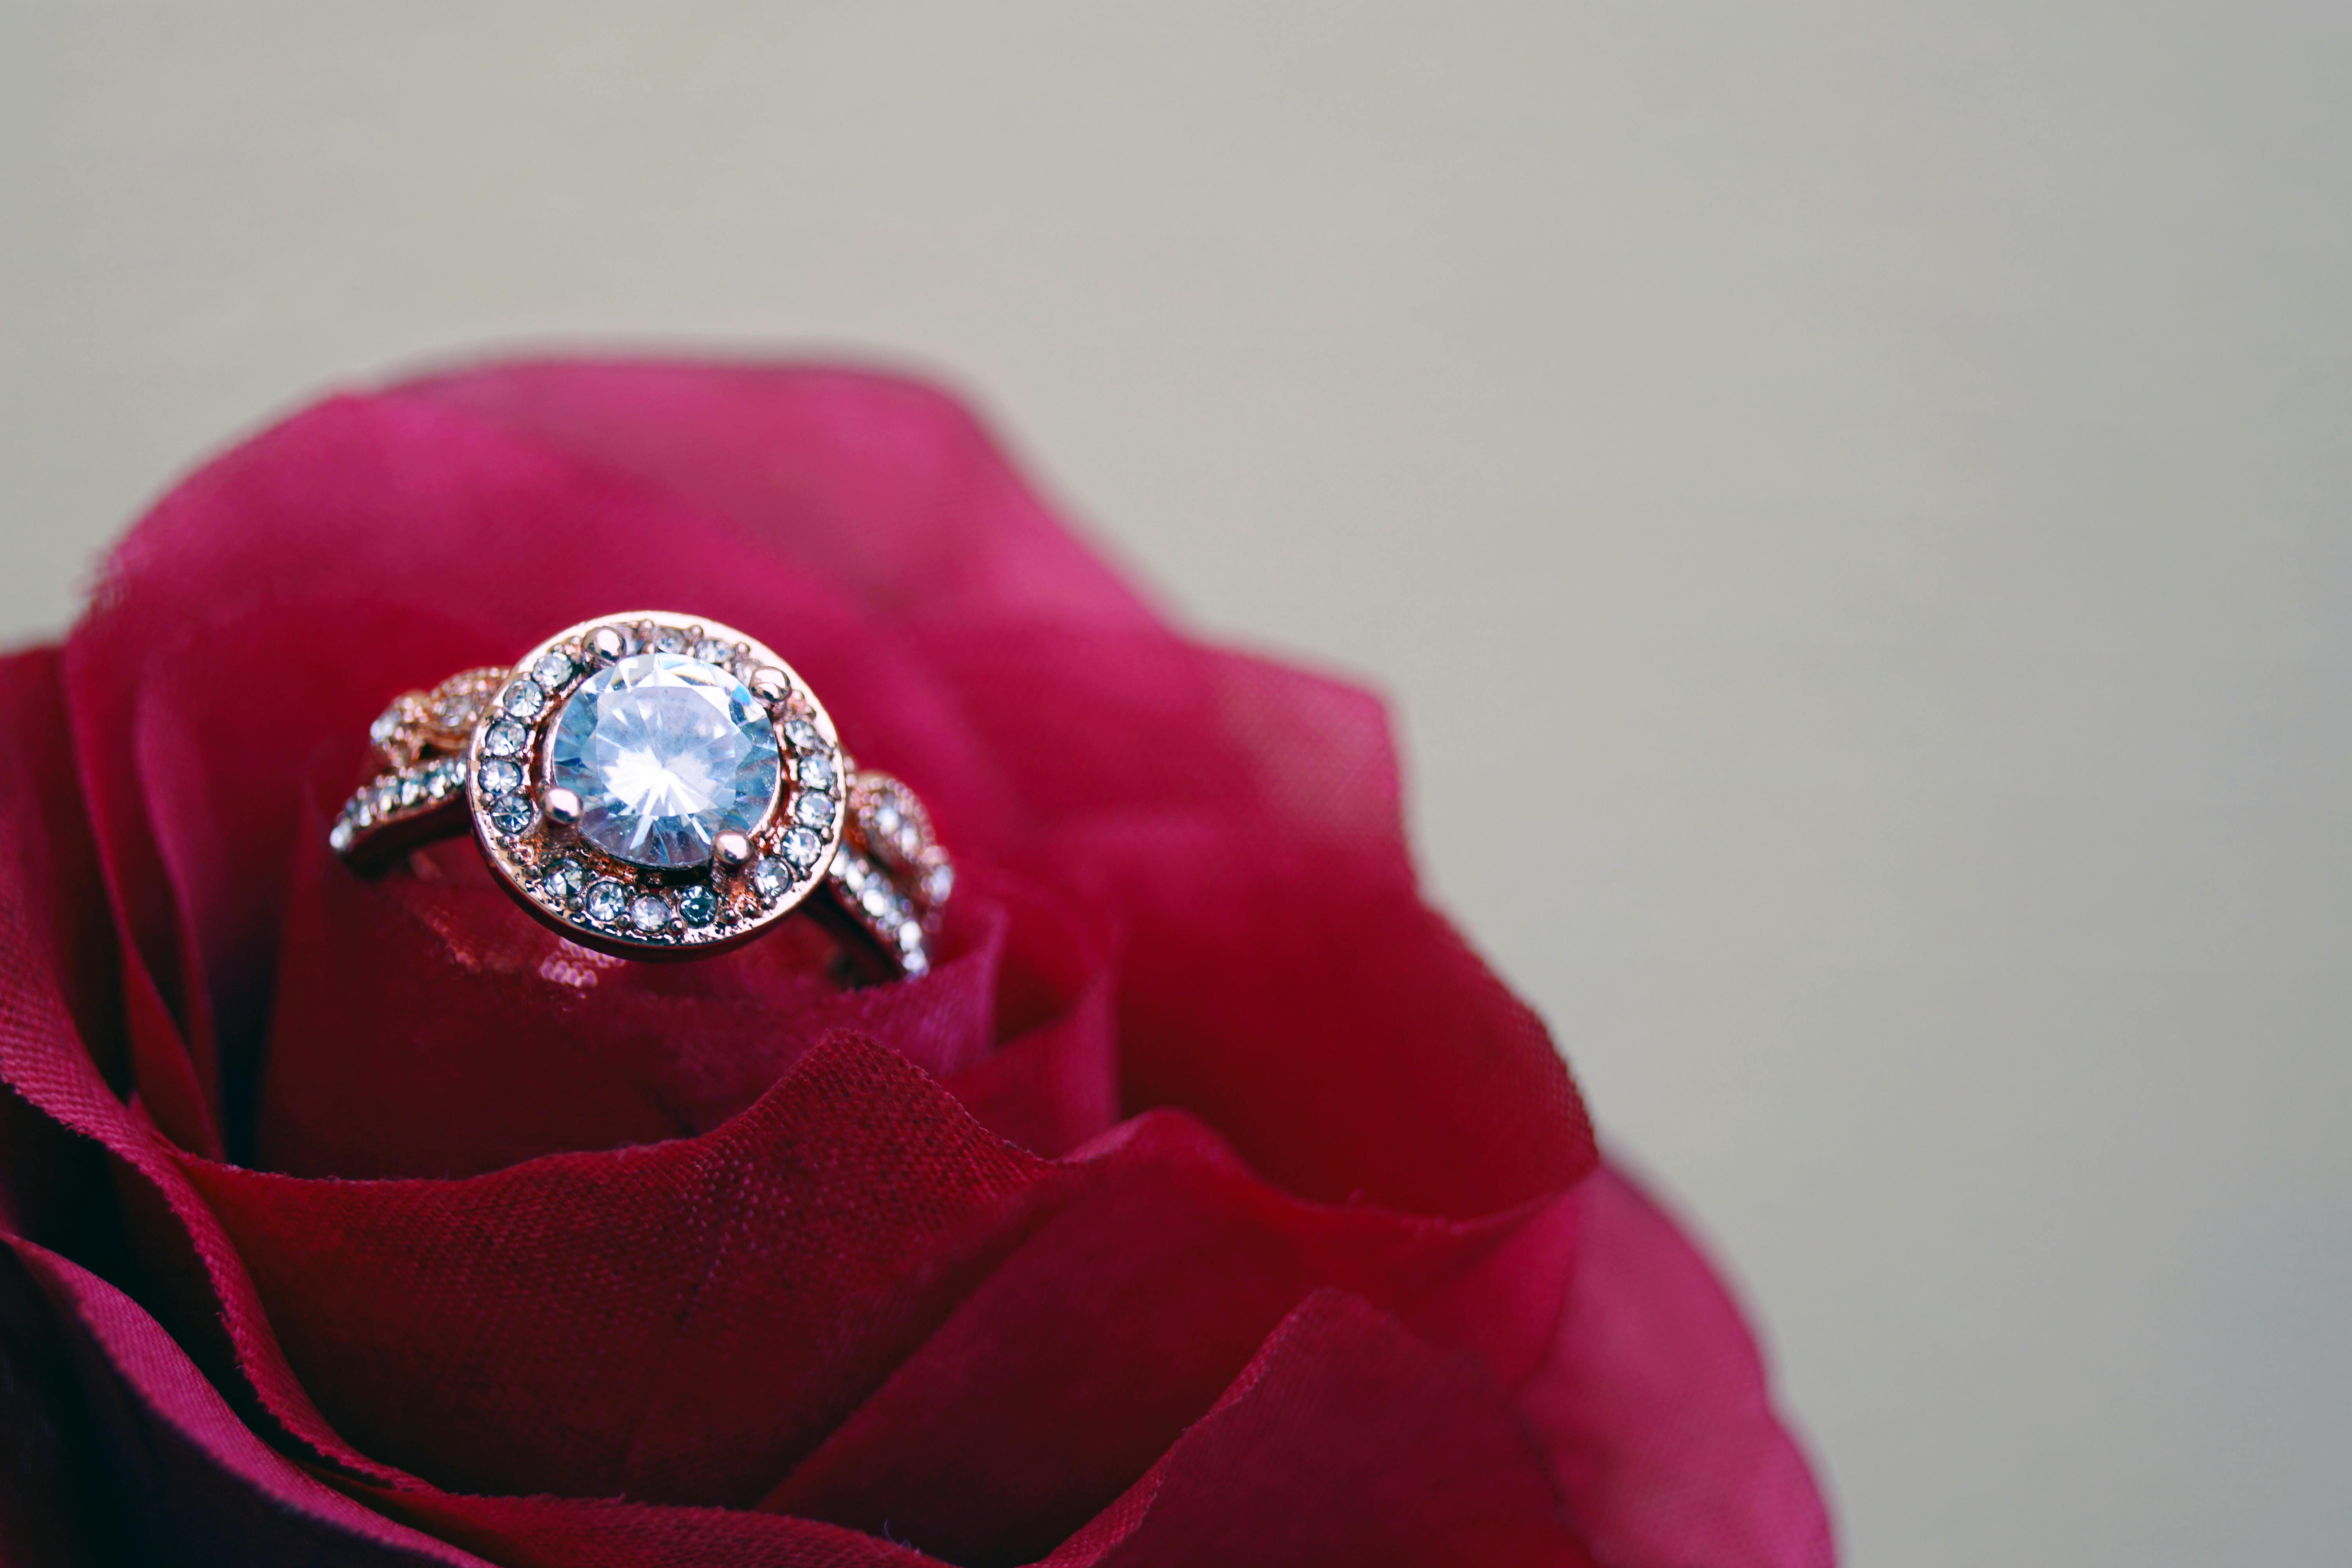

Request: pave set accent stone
left=330, top=755, right=466, bottom=853
left=583, top=878, right=628, bottom=924
left=826, top=771, right=953, bottom=976
left=749, top=857, right=791, bottom=903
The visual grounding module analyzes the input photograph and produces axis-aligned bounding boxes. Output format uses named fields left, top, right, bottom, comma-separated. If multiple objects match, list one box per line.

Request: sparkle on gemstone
left=488, top=795, right=535, bottom=835
left=798, top=753, right=837, bottom=791
left=782, top=719, right=820, bottom=751
left=542, top=858, right=588, bottom=902
left=860, top=883, right=893, bottom=919
left=533, top=650, right=576, bottom=690
left=693, top=639, right=732, bottom=665
left=503, top=679, right=546, bottom=719
left=749, top=856, right=790, bottom=903
left=482, top=719, right=526, bottom=758
left=583, top=878, right=628, bottom=922
left=629, top=893, right=672, bottom=933
left=922, top=861, right=955, bottom=905
left=793, top=791, right=836, bottom=830
left=778, top=826, right=822, bottom=869
left=679, top=885, right=718, bottom=926
left=547, top=653, right=782, bottom=870
left=477, top=758, right=523, bottom=797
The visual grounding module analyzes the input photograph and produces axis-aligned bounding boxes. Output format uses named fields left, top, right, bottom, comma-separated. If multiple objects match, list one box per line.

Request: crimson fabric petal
left=4, top=1239, right=483, bottom=1568
left=757, top=1148, right=1575, bottom=1564
left=182, top=1035, right=1044, bottom=1503
left=1042, top=1291, right=1597, bottom=1568
left=1524, top=1165, right=1836, bottom=1568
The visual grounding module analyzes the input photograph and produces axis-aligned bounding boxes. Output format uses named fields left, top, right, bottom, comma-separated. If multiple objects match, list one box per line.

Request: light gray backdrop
left=5, top=5, right=2347, bottom=1563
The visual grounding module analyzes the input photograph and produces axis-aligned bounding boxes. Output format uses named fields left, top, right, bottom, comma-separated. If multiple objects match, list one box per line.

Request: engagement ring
left=330, top=611, right=951, bottom=975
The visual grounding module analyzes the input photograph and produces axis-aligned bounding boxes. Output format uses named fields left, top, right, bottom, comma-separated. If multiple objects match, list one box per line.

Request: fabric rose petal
left=0, top=360, right=1832, bottom=1566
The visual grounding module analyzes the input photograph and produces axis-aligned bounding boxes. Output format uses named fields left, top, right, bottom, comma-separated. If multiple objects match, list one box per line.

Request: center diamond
left=547, top=653, right=781, bottom=869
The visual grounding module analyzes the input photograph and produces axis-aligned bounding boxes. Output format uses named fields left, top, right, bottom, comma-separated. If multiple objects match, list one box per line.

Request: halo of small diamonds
left=466, top=612, right=851, bottom=959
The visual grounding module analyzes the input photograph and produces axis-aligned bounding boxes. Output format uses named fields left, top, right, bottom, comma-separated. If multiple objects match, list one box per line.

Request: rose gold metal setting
left=330, top=611, right=952, bottom=977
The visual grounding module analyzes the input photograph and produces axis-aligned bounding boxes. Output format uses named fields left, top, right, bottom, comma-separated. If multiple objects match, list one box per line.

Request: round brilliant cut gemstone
left=502, top=679, right=546, bottom=719
left=797, top=754, right=837, bottom=791
left=793, top=791, right=836, bottom=830
left=583, top=878, right=628, bottom=923
left=482, top=719, right=526, bottom=758
left=922, top=861, right=954, bottom=905
left=629, top=893, right=672, bottom=933
left=532, top=650, right=575, bottom=690
left=487, top=794, right=535, bottom=835
left=679, top=885, right=719, bottom=926
left=477, top=758, right=523, bottom=797
left=782, top=720, right=819, bottom=751
left=548, top=653, right=782, bottom=870
left=693, top=639, right=731, bottom=665
left=542, top=858, right=588, bottom=903
left=778, top=826, right=822, bottom=869
left=749, top=856, right=790, bottom=903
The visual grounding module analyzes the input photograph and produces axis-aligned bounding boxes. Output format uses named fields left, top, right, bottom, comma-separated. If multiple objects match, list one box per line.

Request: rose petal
left=4, top=1238, right=483, bottom=1566
left=1042, top=1290, right=1597, bottom=1568
left=182, top=1034, right=1047, bottom=1502
left=256, top=814, right=1038, bottom=1178
left=760, top=1149, right=1572, bottom=1561
left=0, top=651, right=397, bottom=1484
left=1522, top=1164, right=1835, bottom=1568
left=367, top=1491, right=941, bottom=1568
left=1080, top=812, right=1595, bottom=1213
left=397, top=361, right=1160, bottom=635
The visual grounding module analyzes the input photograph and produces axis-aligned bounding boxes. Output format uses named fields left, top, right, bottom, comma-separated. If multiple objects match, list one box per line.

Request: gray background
left=5, top=5, right=2348, bottom=1563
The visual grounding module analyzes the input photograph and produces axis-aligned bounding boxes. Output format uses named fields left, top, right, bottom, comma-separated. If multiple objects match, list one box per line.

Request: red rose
left=0, top=362, right=1830, bottom=1566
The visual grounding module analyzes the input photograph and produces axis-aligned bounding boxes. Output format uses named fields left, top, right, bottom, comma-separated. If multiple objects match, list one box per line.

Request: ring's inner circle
left=547, top=653, right=781, bottom=869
